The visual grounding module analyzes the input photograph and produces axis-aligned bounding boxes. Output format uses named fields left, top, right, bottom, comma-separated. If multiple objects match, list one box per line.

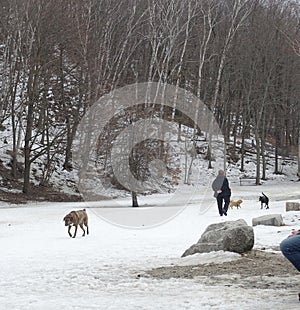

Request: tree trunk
left=298, top=118, right=300, bottom=180
left=274, top=139, right=279, bottom=174
left=261, top=134, right=266, bottom=180
left=255, top=131, right=261, bottom=185
left=63, top=120, right=73, bottom=171
left=240, top=134, right=245, bottom=172
left=132, top=191, right=139, bottom=207
left=23, top=102, right=34, bottom=194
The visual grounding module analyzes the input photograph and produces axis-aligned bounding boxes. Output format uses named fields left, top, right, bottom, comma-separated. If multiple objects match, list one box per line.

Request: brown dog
left=229, top=199, right=243, bottom=209
left=63, top=209, right=89, bottom=238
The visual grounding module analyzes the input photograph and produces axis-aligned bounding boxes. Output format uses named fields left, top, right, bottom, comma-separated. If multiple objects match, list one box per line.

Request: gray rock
left=181, top=243, right=224, bottom=257
left=286, top=202, right=300, bottom=211
left=222, top=226, right=254, bottom=253
left=252, top=214, right=283, bottom=227
left=182, top=219, right=254, bottom=257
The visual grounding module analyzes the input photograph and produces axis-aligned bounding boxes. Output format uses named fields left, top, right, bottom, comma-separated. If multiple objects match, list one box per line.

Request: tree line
left=0, top=0, right=299, bottom=194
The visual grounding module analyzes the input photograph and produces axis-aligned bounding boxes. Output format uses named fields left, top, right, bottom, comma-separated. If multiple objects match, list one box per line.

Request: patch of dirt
left=144, top=250, right=300, bottom=290
left=0, top=187, right=82, bottom=204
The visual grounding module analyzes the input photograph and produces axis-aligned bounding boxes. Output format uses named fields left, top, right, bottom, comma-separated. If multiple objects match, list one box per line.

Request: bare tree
left=207, top=0, right=255, bottom=170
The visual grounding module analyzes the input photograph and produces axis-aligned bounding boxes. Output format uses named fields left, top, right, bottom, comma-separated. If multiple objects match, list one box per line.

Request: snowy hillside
left=1, top=116, right=298, bottom=205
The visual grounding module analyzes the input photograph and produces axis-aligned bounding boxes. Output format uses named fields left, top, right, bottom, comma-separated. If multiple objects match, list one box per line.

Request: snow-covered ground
left=1, top=182, right=300, bottom=310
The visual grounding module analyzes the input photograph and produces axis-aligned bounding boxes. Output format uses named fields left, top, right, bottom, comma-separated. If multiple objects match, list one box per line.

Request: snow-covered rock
left=286, top=201, right=300, bottom=211
left=252, top=214, right=283, bottom=227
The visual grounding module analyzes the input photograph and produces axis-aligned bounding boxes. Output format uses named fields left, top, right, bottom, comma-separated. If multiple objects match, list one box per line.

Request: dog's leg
left=80, top=223, right=86, bottom=237
left=73, top=225, right=78, bottom=238
left=68, top=225, right=72, bottom=237
left=84, top=219, right=89, bottom=235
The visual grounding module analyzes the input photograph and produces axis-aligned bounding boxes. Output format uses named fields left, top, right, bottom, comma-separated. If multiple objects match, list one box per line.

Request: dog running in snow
left=259, top=193, right=269, bottom=209
left=63, top=209, right=89, bottom=238
left=229, top=199, right=243, bottom=209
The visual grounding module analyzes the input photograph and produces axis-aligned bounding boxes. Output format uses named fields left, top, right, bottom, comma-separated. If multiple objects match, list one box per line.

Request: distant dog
left=63, top=209, right=89, bottom=238
left=230, top=199, right=243, bottom=209
left=259, top=193, right=269, bottom=209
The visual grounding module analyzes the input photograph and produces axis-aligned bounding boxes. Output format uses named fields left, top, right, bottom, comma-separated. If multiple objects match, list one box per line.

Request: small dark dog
left=259, top=192, right=269, bottom=209
left=63, top=209, right=89, bottom=238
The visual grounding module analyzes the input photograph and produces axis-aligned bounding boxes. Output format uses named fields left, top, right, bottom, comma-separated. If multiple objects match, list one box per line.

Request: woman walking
left=212, top=170, right=231, bottom=216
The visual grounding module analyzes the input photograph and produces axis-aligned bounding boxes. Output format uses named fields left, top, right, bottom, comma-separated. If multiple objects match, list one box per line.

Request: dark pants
left=280, top=235, right=300, bottom=272
left=217, top=195, right=230, bottom=215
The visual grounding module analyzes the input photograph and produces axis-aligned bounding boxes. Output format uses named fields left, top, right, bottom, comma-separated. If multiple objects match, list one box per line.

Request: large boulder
left=252, top=214, right=283, bottom=227
left=286, top=202, right=300, bottom=211
left=182, top=219, right=254, bottom=257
